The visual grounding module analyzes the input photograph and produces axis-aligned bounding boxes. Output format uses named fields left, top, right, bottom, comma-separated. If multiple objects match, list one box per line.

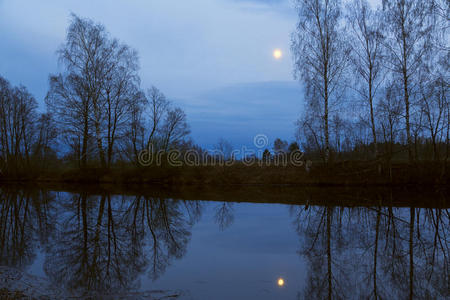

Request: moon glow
left=273, top=49, right=282, bottom=59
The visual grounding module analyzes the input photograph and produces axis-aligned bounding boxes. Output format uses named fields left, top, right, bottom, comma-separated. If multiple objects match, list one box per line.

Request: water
left=0, top=186, right=448, bottom=299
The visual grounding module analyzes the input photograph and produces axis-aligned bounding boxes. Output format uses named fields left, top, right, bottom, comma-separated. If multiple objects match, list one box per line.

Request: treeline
left=292, top=0, right=449, bottom=164
left=1, top=15, right=191, bottom=176
left=1, top=1, right=449, bottom=182
left=0, top=78, right=57, bottom=175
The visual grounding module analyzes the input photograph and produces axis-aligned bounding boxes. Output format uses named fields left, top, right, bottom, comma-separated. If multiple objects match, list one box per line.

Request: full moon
left=277, top=278, right=285, bottom=287
left=273, top=49, right=282, bottom=59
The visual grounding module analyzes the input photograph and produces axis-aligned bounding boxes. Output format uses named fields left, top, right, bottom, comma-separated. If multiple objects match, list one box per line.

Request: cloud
left=0, top=0, right=300, bottom=145
left=0, top=0, right=296, bottom=100
left=175, top=81, right=303, bottom=148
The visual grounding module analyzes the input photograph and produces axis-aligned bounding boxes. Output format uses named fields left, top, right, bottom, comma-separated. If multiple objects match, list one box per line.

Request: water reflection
left=291, top=201, right=449, bottom=299
left=214, top=202, right=234, bottom=231
left=44, top=193, right=147, bottom=294
left=0, top=186, right=448, bottom=299
left=0, top=189, right=54, bottom=269
left=0, top=189, right=202, bottom=297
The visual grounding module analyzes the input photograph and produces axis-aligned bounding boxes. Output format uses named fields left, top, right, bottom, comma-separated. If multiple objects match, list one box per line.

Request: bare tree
left=0, top=76, right=39, bottom=174
left=378, top=81, right=403, bottom=177
left=101, top=46, right=141, bottom=167
left=46, top=15, right=105, bottom=167
left=296, top=100, right=326, bottom=161
left=161, top=107, right=190, bottom=152
left=146, top=86, right=169, bottom=149
left=431, top=0, right=449, bottom=53
left=126, top=86, right=190, bottom=164
left=216, top=138, right=233, bottom=161
left=33, top=113, right=58, bottom=169
left=127, top=96, right=146, bottom=164
left=292, top=0, right=351, bottom=162
left=381, top=0, right=434, bottom=162
left=46, top=73, right=92, bottom=167
left=346, top=0, right=385, bottom=158
left=419, top=76, right=447, bottom=160
left=46, top=14, right=142, bottom=168
left=0, top=77, right=10, bottom=171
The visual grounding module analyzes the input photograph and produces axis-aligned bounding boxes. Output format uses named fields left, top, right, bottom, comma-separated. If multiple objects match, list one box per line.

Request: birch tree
left=382, top=0, right=434, bottom=162
left=346, top=0, right=385, bottom=158
left=292, top=0, right=350, bottom=162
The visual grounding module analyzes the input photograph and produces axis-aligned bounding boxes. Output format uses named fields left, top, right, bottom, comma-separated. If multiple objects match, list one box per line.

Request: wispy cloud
left=0, top=0, right=300, bottom=145
left=0, top=0, right=296, bottom=100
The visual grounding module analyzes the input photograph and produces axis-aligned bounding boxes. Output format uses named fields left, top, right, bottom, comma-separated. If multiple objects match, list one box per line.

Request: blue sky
left=0, top=0, right=380, bottom=149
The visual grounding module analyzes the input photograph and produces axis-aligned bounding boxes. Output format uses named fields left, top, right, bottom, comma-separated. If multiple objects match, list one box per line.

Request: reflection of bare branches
left=214, top=202, right=234, bottom=231
left=123, top=196, right=200, bottom=280
left=293, top=205, right=353, bottom=299
left=291, top=199, right=450, bottom=299
left=44, top=193, right=147, bottom=295
left=0, top=188, right=53, bottom=270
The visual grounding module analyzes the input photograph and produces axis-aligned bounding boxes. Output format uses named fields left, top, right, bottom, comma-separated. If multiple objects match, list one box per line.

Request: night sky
left=0, top=0, right=380, bottom=149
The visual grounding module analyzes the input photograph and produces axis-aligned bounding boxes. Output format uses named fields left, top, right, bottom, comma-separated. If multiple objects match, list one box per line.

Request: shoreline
left=1, top=161, right=448, bottom=187
left=1, top=177, right=448, bottom=209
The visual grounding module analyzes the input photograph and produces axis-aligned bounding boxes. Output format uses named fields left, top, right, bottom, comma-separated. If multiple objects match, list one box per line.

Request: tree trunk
left=324, top=71, right=330, bottom=164
left=369, top=69, right=377, bottom=159
left=81, top=113, right=89, bottom=168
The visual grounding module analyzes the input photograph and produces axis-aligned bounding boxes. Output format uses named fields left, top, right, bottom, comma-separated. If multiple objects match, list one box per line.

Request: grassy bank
left=1, top=161, right=448, bottom=186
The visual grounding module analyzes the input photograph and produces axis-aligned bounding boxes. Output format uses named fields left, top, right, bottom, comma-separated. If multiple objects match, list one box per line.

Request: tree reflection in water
left=122, top=195, right=202, bottom=280
left=42, top=192, right=201, bottom=296
left=0, top=188, right=54, bottom=270
left=291, top=195, right=449, bottom=299
left=0, top=187, right=448, bottom=298
left=214, top=202, right=234, bottom=231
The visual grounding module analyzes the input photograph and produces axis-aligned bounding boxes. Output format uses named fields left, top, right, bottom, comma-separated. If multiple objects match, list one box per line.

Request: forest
left=0, top=0, right=448, bottom=185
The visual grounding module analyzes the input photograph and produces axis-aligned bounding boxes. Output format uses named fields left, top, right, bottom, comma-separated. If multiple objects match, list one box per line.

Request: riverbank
left=0, top=180, right=448, bottom=209
left=1, top=161, right=448, bottom=187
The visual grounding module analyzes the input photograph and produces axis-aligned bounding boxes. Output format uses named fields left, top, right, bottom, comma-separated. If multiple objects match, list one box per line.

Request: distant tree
left=330, top=114, right=348, bottom=155
left=161, top=107, right=190, bottom=151
left=288, top=142, right=300, bottom=153
left=288, top=142, right=301, bottom=163
left=262, top=148, right=271, bottom=162
left=273, top=138, right=288, bottom=154
left=292, top=0, right=351, bottom=162
left=216, top=138, right=233, bottom=161
left=33, top=113, right=58, bottom=169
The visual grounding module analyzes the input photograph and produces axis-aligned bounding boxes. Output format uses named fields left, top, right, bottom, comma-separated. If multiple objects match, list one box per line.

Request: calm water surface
left=0, top=186, right=448, bottom=299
